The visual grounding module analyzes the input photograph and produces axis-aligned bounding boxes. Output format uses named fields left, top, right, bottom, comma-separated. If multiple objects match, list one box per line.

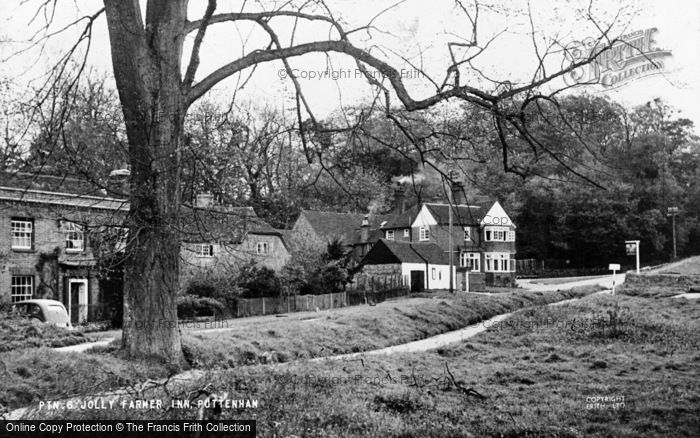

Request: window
left=194, top=244, right=214, bottom=257
left=386, top=230, right=394, bottom=240
left=11, top=219, right=33, bottom=250
left=419, top=226, right=430, bottom=241
left=464, top=227, right=471, bottom=241
left=484, top=253, right=514, bottom=272
left=256, top=242, right=269, bottom=255
left=431, top=267, right=436, bottom=280
left=484, top=226, right=509, bottom=242
left=507, top=231, right=516, bottom=242
left=11, top=276, right=33, bottom=303
left=460, top=252, right=480, bottom=271
left=63, top=221, right=84, bottom=252
left=403, top=229, right=410, bottom=238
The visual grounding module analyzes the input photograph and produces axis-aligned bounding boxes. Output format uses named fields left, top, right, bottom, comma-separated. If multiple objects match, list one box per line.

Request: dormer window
left=386, top=230, right=394, bottom=240
left=464, top=227, right=471, bottom=241
left=403, top=229, right=410, bottom=238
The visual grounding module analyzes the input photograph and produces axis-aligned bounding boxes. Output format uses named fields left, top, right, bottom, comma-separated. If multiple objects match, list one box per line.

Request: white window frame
left=460, top=252, right=481, bottom=272
left=506, top=231, right=516, bottom=242
left=419, top=226, right=429, bottom=241
left=11, top=275, right=33, bottom=303
left=194, top=243, right=214, bottom=257
left=63, top=221, right=84, bottom=252
left=484, top=226, right=509, bottom=242
left=431, top=267, right=436, bottom=280
left=386, top=230, right=394, bottom=240
left=256, top=241, right=269, bottom=255
left=484, top=252, right=514, bottom=272
left=464, top=227, right=471, bottom=241
left=403, top=229, right=410, bottom=238
left=11, top=218, right=33, bottom=250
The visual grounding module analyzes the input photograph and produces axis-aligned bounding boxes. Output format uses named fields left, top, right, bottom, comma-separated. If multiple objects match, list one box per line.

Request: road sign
left=609, top=264, right=620, bottom=270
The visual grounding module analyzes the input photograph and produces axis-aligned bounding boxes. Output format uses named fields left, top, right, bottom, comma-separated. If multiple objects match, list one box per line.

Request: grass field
left=38, top=287, right=698, bottom=437
left=0, top=287, right=601, bottom=413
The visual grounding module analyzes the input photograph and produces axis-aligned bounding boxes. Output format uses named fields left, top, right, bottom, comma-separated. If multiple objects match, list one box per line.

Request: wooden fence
left=234, top=285, right=410, bottom=318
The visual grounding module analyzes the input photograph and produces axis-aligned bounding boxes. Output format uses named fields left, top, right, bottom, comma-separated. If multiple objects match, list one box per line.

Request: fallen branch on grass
left=444, top=362, right=486, bottom=400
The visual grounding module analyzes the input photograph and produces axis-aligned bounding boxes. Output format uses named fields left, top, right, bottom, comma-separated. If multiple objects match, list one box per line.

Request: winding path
left=7, top=275, right=620, bottom=420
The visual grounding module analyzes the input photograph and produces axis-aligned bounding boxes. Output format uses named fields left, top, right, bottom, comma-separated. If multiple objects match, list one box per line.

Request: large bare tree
left=13, top=0, right=625, bottom=363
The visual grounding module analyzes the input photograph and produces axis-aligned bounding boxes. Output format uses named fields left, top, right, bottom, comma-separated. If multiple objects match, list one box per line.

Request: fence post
left=262, top=297, right=266, bottom=315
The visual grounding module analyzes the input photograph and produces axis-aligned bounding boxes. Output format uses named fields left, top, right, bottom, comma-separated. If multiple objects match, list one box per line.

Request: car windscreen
left=45, top=305, right=70, bottom=325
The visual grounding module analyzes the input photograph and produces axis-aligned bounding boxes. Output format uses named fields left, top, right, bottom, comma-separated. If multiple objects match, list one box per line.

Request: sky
left=1, top=0, right=699, bottom=129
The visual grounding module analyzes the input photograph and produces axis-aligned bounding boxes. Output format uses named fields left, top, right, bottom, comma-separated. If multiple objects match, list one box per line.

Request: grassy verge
left=0, top=313, right=88, bottom=353
left=179, top=287, right=602, bottom=368
left=59, top=289, right=698, bottom=437
left=1, top=286, right=601, bottom=412
left=0, top=349, right=170, bottom=412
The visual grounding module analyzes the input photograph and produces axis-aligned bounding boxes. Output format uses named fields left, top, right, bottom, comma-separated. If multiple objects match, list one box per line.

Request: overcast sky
left=2, top=0, right=699, bottom=128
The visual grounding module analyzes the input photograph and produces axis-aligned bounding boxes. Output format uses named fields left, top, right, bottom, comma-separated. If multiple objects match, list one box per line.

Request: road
left=516, top=273, right=625, bottom=292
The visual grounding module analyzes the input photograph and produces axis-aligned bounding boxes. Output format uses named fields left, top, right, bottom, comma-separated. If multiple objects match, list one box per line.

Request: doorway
left=410, top=271, right=425, bottom=292
left=68, top=279, right=88, bottom=324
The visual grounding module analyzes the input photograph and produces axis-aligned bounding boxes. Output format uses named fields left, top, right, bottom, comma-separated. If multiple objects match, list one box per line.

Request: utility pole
left=667, top=207, right=679, bottom=260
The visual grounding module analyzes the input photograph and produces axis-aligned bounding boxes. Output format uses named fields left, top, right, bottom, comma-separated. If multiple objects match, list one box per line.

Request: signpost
left=609, top=263, right=620, bottom=295
left=625, top=240, right=640, bottom=274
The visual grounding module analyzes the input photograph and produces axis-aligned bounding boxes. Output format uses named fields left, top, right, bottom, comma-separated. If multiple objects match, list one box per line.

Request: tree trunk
left=104, top=0, right=188, bottom=364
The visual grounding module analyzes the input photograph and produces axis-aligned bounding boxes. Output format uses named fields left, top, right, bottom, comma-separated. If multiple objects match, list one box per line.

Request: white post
left=465, top=270, right=470, bottom=293
left=635, top=241, right=640, bottom=274
left=609, top=263, right=620, bottom=295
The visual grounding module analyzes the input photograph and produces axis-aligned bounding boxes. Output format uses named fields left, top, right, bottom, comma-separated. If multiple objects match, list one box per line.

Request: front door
left=68, top=279, right=88, bottom=324
left=410, top=271, right=424, bottom=292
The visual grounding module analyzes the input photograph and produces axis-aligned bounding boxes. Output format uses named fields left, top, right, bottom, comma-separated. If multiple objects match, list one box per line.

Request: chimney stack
left=107, top=168, right=130, bottom=198
left=394, top=185, right=406, bottom=213
left=450, top=180, right=466, bottom=205
left=361, top=215, right=370, bottom=243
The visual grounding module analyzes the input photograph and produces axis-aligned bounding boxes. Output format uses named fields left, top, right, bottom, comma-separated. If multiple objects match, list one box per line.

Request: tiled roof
left=180, top=206, right=278, bottom=243
left=362, top=239, right=448, bottom=265
left=424, top=203, right=490, bottom=226
left=0, top=186, right=128, bottom=211
left=383, top=205, right=420, bottom=229
left=299, top=210, right=389, bottom=244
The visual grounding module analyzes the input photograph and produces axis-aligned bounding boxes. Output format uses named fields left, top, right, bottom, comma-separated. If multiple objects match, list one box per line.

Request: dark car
left=12, top=299, right=72, bottom=328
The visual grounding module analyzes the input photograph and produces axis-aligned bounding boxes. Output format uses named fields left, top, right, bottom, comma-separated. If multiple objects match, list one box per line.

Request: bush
left=183, top=272, right=243, bottom=315
left=237, top=262, right=282, bottom=298
left=176, top=295, right=225, bottom=319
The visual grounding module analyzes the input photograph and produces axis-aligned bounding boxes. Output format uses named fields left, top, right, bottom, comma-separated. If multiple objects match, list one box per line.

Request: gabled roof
left=298, top=210, right=389, bottom=244
left=180, top=206, right=278, bottom=244
left=361, top=239, right=448, bottom=265
left=383, top=205, right=421, bottom=229
left=423, top=203, right=490, bottom=226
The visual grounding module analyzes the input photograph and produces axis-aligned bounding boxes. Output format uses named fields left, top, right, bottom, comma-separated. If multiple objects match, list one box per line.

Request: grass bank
left=179, top=286, right=602, bottom=368
left=0, top=313, right=88, bottom=353
left=58, top=288, right=698, bottom=437
left=1, top=286, right=601, bottom=413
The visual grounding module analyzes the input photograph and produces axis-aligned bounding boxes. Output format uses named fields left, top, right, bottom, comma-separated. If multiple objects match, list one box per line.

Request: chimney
left=107, top=168, right=130, bottom=198
left=450, top=180, right=466, bottom=205
left=195, top=192, right=215, bottom=208
left=394, top=185, right=406, bottom=213
left=361, top=215, right=370, bottom=243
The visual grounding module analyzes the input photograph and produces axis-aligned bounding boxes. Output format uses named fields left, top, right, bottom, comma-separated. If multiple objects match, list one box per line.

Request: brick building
left=0, top=174, right=128, bottom=323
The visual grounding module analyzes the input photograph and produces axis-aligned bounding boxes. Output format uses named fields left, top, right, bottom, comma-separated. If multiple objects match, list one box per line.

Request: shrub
left=183, top=271, right=244, bottom=315
left=237, top=262, right=282, bottom=298
left=176, top=295, right=225, bottom=319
